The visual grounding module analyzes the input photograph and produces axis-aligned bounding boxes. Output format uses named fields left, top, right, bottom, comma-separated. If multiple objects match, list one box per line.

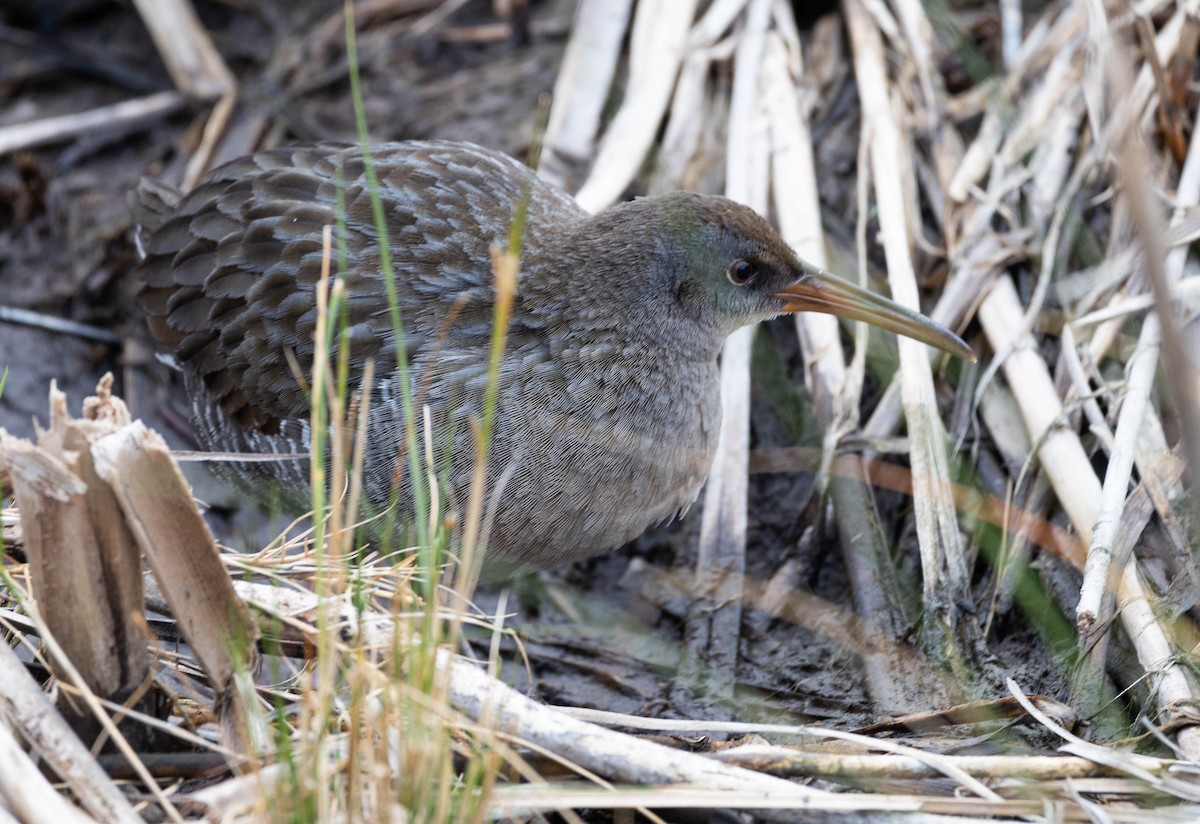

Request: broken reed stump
left=0, top=374, right=260, bottom=754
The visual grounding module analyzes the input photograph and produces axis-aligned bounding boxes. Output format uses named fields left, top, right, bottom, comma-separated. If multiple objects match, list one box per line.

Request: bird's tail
left=128, top=177, right=182, bottom=260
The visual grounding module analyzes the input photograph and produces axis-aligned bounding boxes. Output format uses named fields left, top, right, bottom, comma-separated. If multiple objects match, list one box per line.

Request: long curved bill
left=776, top=264, right=975, bottom=361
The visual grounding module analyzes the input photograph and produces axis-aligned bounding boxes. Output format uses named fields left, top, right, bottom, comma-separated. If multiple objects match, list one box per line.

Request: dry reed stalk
left=1075, top=317, right=1158, bottom=629
left=845, top=0, right=971, bottom=664
left=0, top=723, right=97, bottom=824
left=1059, top=325, right=1117, bottom=453
left=1073, top=274, right=1200, bottom=326
left=486, top=784, right=1197, bottom=819
left=854, top=0, right=1200, bottom=760
left=1110, top=158, right=1200, bottom=767
left=224, top=579, right=816, bottom=796
left=0, top=91, right=185, bottom=156
left=445, top=647, right=817, bottom=799
left=574, top=0, right=699, bottom=211
left=128, top=0, right=234, bottom=99
left=861, top=231, right=1020, bottom=438
left=91, top=422, right=264, bottom=754
left=129, top=0, right=236, bottom=189
left=0, top=640, right=140, bottom=824
left=689, top=0, right=750, bottom=47
left=114, top=560, right=1200, bottom=820
left=539, top=0, right=634, bottom=184
left=979, top=276, right=1200, bottom=759
left=686, top=0, right=774, bottom=698
left=652, top=38, right=734, bottom=194
left=765, top=16, right=951, bottom=713
left=767, top=35, right=845, bottom=425
left=0, top=385, right=148, bottom=730
left=1, top=596, right=182, bottom=822
left=0, top=379, right=173, bottom=813
left=712, top=743, right=1145, bottom=779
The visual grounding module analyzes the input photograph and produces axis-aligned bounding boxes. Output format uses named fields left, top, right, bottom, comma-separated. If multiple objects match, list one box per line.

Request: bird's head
left=639, top=192, right=974, bottom=360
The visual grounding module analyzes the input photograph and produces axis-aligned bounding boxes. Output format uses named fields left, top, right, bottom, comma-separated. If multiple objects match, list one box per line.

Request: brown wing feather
left=134, top=140, right=582, bottom=436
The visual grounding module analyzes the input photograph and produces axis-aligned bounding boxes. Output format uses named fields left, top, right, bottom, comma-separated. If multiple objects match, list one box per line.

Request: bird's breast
left=475, top=353, right=722, bottom=566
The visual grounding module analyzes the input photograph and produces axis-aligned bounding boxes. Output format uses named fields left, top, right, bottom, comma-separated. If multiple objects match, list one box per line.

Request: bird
left=132, top=139, right=973, bottom=569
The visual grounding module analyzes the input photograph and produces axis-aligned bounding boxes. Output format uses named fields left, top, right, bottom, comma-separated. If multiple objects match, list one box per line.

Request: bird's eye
left=727, top=259, right=757, bottom=285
